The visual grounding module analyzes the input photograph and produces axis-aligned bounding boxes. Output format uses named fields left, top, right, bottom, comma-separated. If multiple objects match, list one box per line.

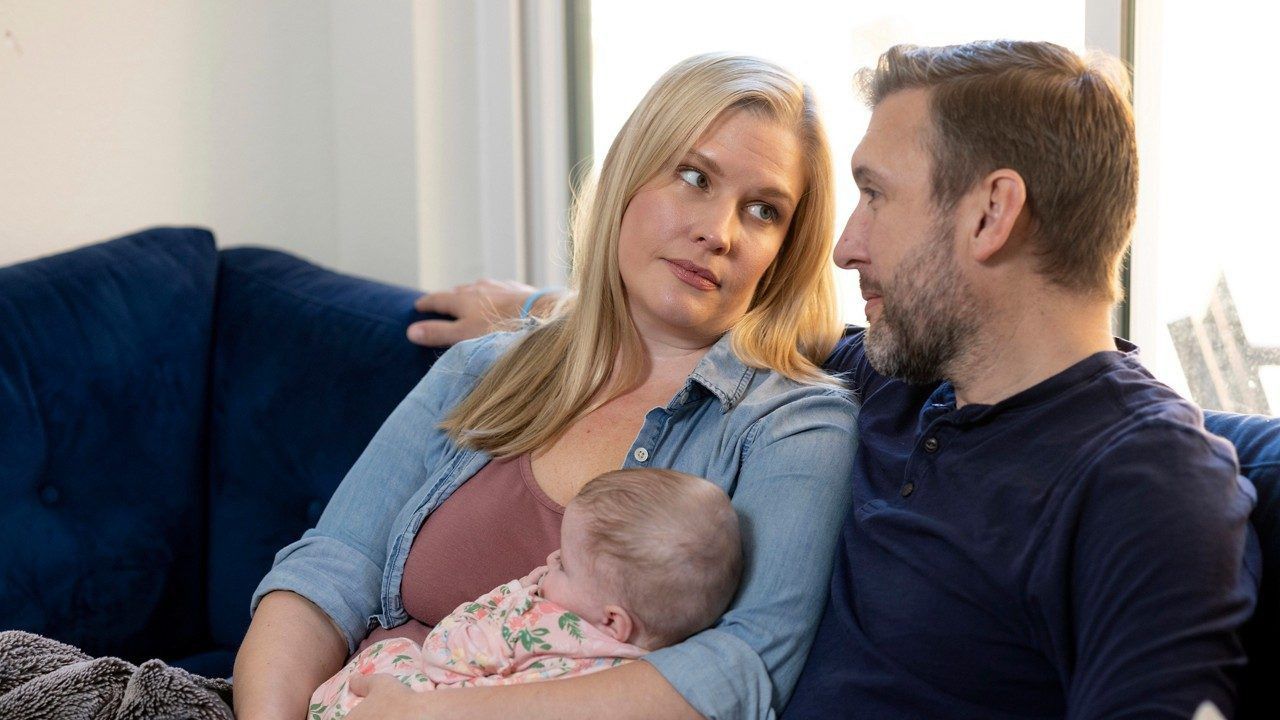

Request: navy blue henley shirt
left=785, top=329, right=1260, bottom=719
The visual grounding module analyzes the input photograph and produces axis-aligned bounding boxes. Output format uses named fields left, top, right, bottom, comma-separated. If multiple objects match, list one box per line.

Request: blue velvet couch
left=1, top=228, right=1277, bottom=715
left=0, top=227, right=445, bottom=678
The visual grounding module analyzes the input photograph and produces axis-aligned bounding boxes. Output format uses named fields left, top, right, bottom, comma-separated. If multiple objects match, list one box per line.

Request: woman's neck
left=604, top=322, right=718, bottom=396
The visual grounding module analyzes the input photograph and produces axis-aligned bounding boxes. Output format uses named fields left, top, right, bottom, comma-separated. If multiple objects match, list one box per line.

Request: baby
left=309, top=467, right=743, bottom=719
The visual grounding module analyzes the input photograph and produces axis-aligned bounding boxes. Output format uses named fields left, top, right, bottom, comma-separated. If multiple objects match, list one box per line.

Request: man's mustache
left=859, top=276, right=884, bottom=299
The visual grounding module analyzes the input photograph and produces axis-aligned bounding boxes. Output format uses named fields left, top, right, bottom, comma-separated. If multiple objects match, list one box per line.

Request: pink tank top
left=355, top=453, right=563, bottom=655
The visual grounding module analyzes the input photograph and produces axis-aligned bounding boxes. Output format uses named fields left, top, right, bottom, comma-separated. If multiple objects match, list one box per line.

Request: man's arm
left=1067, top=422, right=1259, bottom=719
left=407, top=279, right=568, bottom=346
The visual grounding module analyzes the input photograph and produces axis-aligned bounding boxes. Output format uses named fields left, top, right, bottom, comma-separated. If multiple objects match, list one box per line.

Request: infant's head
left=539, top=468, right=742, bottom=651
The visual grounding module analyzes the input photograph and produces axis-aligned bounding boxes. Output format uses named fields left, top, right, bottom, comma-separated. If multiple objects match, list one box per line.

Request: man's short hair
left=571, top=468, right=742, bottom=647
left=859, top=40, right=1138, bottom=301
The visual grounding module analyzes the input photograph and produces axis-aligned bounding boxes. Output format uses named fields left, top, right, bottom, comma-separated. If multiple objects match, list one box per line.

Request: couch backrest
left=0, top=228, right=218, bottom=662
left=205, top=248, right=445, bottom=651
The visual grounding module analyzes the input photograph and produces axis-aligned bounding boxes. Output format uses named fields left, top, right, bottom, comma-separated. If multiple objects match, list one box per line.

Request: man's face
left=833, top=89, right=979, bottom=384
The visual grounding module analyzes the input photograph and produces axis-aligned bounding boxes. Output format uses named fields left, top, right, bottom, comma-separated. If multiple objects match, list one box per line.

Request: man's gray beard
left=863, top=230, right=979, bottom=385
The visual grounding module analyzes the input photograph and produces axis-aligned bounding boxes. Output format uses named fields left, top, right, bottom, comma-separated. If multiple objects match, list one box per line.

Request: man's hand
left=407, top=279, right=536, bottom=347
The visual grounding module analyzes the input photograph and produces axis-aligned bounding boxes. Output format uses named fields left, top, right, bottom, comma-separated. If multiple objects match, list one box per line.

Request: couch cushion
left=206, top=248, right=446, bottom=655
left=0, top=227, right=217, bottom=663
left=1203, top=410, right=1280, bottom=719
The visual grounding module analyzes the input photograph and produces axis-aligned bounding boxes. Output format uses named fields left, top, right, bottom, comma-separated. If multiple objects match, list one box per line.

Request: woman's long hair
left=441, top=53, right=841, bottom=456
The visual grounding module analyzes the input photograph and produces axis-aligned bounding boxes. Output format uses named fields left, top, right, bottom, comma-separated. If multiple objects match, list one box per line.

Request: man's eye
left=678, top=168, right=709, bottom=189
left=747, top=203, right=778, bottom=223
left=860, top=187, right=881, bottom=202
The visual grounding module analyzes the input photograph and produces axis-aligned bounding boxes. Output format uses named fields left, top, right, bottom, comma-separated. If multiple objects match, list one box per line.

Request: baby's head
left=540, top=468, right=742, bottom=651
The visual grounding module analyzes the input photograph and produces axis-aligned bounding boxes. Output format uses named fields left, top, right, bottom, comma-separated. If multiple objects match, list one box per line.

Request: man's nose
left=833, top=208, right=868, bottom=270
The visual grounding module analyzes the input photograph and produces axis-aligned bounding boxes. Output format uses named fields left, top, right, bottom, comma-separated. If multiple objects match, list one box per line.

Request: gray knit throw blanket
left=0, top=631, right=233, bottom=720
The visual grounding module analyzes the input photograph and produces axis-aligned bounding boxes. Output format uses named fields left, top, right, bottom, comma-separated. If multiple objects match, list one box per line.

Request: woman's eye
left=678, top=168, right=709, bottom=189
left=747, top=203, right=778, bottom=223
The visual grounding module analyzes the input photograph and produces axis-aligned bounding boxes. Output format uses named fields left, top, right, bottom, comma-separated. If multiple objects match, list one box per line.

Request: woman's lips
left=666, top=259, right=719, bottom=291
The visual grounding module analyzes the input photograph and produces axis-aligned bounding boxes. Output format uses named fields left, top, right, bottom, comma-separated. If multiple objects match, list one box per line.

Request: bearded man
left=783, top=41, right=1256, bottom=720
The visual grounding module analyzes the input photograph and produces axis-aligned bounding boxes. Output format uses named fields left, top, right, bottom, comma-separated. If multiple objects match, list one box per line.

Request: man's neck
left=948, top=290, right=1118, bottom=408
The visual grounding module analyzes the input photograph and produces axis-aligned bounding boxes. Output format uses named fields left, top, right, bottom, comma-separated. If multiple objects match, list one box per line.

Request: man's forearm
left=233, top=590, right=350, bottom=720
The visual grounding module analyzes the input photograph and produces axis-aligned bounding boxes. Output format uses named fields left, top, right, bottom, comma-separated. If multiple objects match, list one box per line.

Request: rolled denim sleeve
left=249, top=340, right=476, bottom=653
left=645, top=389, right=859, bottom=720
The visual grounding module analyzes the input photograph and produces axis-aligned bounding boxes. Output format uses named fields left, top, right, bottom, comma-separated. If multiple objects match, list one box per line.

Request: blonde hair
left=569, top=468, right=742, bottom=648
left=442, top=53, right=841, bottom=456
left=859, top=41, right=1138, bottom=301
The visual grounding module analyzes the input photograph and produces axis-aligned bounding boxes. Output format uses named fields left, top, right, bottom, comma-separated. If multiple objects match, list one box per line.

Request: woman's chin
left=630, top=306, right=725, bottom=342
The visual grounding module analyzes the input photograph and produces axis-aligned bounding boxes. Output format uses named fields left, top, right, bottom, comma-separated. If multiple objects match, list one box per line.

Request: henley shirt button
left=923, top=437, right=940, bottom=453
left=900, top=482, right=915, bottom=498
left=633, top=447, right=650, bottom=463
left=39, top=485, right=60, bottom=505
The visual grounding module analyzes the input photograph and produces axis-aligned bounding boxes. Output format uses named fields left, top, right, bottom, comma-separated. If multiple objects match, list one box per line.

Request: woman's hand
left=346, top=674, right=433, bottom=720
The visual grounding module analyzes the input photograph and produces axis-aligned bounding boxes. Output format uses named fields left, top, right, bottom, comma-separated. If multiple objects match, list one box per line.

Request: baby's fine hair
left=569, top=468, right=743, bottom=648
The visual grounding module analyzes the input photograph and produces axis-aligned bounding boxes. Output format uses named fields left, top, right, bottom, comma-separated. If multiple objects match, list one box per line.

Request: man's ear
left=967, top=168, right=1028, bottom=263
left=598, top=604, right=636, bottom=645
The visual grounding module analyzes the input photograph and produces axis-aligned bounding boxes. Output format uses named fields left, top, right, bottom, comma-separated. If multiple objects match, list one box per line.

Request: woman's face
left=617, top=109, right=805, bottom=347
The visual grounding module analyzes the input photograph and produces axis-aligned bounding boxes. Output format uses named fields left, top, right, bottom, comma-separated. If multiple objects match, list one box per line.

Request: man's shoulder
left=822, top=326, right=866, bottom=375
left=1067, top=357, right=1241, bottom=503
left=1090, top=355, right=1235, bottom=462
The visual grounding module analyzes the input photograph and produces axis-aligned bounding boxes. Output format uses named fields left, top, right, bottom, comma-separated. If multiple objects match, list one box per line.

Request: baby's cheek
left=541, top=574, right=563, bottom=604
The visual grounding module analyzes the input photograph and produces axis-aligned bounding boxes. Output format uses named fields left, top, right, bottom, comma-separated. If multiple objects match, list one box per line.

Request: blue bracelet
left=520, top=287, right=562, bottom=319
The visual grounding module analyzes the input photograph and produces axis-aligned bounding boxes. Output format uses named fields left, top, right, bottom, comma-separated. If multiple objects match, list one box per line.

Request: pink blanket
left=310, top=566, right=646, bottom=719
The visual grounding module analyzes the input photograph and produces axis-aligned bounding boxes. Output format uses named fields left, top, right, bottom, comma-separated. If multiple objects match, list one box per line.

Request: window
left=589, top=1, right=1087, bottom=324
left=588, top=2, right=1279, bottom=413
left=1129, top=2, right=1280, bottom=413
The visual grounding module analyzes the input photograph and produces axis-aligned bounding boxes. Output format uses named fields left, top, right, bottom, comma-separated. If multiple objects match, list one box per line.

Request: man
left=408, top=41, right=1258, bottom=718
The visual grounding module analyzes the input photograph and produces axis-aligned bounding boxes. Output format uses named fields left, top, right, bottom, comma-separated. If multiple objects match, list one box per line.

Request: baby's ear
left=599, top=604, right=636, bottom=645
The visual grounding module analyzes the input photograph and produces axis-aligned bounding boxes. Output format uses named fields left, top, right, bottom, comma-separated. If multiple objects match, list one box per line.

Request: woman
left=233, top=53, right=857, bottom=720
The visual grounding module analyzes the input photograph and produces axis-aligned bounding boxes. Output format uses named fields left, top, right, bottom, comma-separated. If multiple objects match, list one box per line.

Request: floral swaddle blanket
left=309, top=566, right=647, bottom=720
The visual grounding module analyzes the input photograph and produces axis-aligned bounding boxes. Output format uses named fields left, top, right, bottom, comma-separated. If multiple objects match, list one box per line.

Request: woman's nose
left=695, top=201, right=736, bottom=254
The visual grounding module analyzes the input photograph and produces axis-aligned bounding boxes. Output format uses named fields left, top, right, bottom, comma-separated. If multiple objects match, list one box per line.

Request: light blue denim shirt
left=252, top=328, right=858, bottom=720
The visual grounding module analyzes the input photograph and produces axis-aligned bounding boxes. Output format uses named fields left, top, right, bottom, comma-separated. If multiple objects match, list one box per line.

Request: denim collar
left=681, top=332, right=756, bottom=414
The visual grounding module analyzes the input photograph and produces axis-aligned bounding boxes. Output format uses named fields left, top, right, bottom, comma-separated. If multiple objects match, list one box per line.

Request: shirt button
left=633, top=447, right=649, bottom=463
left=923, top=437, right=940, bottom=453
left=900, top=482, right=915, bottom=498
left=39, top=485, right=61, bottom=505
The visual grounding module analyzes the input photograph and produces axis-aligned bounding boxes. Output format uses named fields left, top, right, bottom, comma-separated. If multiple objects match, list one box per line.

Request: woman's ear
left=598, top=604, right=636, bottom=645
left=968, top=168, right=1028, bottom=263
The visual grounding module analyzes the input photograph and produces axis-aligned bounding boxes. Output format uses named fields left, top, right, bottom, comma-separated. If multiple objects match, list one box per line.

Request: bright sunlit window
left=1129, top=2, right=1280, bottom=413
left=590, top=1, right=1086, bottom=325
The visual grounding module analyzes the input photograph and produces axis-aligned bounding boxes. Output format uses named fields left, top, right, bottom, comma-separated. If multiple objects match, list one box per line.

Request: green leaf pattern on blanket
left=512, top=627, right=552, bottom=652
left=558, top=612, right=586, bottom=642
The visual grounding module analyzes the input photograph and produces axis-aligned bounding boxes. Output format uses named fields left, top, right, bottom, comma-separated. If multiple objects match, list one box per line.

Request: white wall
left=0, top=1, right=342, bottom=271
left=0, top=1, right=571, bottom=291
left=330, top=0, right=419, bottom=286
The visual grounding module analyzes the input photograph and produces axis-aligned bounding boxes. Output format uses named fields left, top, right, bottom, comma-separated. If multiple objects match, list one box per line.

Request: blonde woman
left=233, top=54, right=858, bottom=720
